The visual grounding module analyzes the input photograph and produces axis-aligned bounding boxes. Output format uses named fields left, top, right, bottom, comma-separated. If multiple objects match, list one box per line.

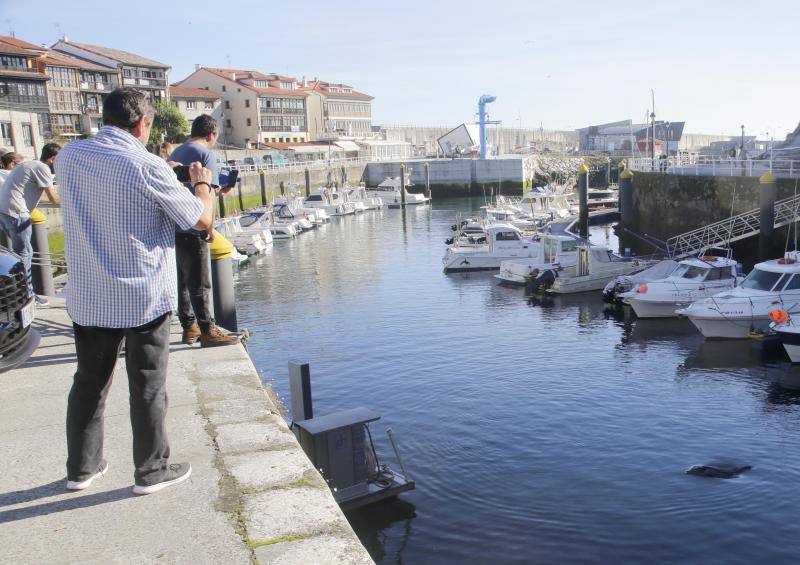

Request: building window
left=204, top=100, right=213, bottom=109
left=225, top=100, right=230, bottom=109
left=246, top=118, right=251, bottom=126
left=226, top=119, right=232, bottom=128
left=0, top=122, right=11, bottom=146
left=222, top=85, right=226, bottom=92
left=186, top=100, right=196, bottom=109
left=245, top=99, right=250, bottom=108
left=254, top=80, right=267, bottom=88
left=0, top=55, right=26, bottom=71
left=21, top=123, right=33, bottom=146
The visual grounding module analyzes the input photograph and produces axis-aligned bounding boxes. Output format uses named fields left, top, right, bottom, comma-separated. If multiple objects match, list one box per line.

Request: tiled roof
left=169, top=86, right=221, bottom=99
left=0, top=41, right=38, bottom=56
left=63, top=41, right=169, bottom=68
left=44, top=50, right=114, bottom=72
left=302, top=80, right=372, bottom=100
left=201, top=67, right=271, bottom=81
left=0, top=35, right=44, bottom=51
left=253, top=86, right=306, bottom=97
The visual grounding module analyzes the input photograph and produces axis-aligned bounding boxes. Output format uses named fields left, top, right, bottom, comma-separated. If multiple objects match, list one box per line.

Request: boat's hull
left=628, top=298, right=690, bottom=318
left=686, top=315, right=770, bottom=339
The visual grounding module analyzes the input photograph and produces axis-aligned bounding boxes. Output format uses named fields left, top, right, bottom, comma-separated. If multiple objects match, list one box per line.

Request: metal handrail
left=665, top=194, right=800, bottom=258
left=628, top=156, right=800, bottom=178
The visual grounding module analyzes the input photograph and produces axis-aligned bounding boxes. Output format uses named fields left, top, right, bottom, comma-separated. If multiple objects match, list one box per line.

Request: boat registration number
left=18, top=298, right=34, bottom=329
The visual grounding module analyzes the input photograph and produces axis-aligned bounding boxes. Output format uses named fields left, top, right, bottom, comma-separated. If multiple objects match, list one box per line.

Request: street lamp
left=740, top=124, right=745, bottom=158
left=650, top=111, right=656, bottom=163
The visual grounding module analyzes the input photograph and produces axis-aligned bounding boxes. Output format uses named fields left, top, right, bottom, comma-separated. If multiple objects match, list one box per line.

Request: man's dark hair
left=1, top=152, right=22, bottom=168
left=103, top=88, right=154, bottom=132
left=191, top=114, right=218, bottom=138
left=40, top=143, right=61, bottom=162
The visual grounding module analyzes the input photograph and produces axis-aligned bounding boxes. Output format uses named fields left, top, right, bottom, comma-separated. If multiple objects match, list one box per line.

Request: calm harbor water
left=234, top=198, right=800, bottom=564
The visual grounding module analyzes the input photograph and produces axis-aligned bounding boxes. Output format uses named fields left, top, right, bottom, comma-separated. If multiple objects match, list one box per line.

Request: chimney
left=302, top=75, right=306, bottom=87
left=231, top=72, right=236, bottom=81
left=195, top=64, right=202, bottom=71
left=63, top=34, right=69, bottom=43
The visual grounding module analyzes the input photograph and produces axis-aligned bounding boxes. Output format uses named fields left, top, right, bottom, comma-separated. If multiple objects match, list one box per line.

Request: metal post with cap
left=759, top=171, right=777, bottom=262
left=424, top=161, right=431, bottom=200
left=304, top=168, right=311, bottom=198
left=259, top=171, right=268, bottom=206
left=400, top=164, right=407, bottom=206
left=209, top=230, right=238, bottom=332
left=618, top=166, right=634, bottom=227
left=29, top=209, right=54, bottom=296
left=577, top=163, right=589, bottom=239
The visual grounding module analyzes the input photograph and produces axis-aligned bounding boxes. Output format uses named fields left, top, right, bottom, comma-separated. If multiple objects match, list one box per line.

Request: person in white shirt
left=0, top=152, right=23, bottom=187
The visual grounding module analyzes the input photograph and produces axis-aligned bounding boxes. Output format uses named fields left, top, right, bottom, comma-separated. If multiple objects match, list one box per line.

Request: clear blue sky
left=3, top=0, right=797, bottom=138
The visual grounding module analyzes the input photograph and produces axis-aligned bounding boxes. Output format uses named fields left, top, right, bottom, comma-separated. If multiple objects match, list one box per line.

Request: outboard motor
left=525, top=269, right=557, bottom=296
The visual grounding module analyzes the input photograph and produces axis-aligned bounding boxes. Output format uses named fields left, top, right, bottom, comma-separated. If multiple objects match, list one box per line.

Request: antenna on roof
left=6, top=19, right=14, bottom=37
left=225, top=54, right=232, bottom=67
left=55, top=23, right=63, bottom=39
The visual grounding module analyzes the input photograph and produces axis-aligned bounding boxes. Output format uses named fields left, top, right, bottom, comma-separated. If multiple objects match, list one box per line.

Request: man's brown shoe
left=200, top=324, right=240, bottom=348
left=182, top=322, right=201, bottom=345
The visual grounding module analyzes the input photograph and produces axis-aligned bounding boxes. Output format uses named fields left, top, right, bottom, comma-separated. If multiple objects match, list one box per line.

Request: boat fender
left=770, top=309, right=789, bottom=324
left=778, top=258, right=796, bottom=265
left=700, top=255, right=717, bottom=261
left=638, top=283, right=648, bottom=294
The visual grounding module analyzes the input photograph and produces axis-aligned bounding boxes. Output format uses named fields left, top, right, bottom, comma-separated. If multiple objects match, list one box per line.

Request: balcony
left=258, top=107, right=305, bottom=115
left=50, top=124, right=82, bottom=136
left=0, top=92, right=49, bottom=111
left=260, top=125, right=307, bottom=133
left=122, top=77, right=166, bottom=88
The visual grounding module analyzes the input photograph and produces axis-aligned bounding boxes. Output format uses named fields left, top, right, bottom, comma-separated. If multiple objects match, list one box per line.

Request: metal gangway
left=665, top=194, right=800, bottom=259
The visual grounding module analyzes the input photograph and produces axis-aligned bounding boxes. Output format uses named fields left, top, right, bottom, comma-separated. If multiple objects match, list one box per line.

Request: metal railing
left=629, top=156, right=800, bottom=178
left=665, top=193, right=800, bottom=258
left=231, top=156, right=372, bottom=174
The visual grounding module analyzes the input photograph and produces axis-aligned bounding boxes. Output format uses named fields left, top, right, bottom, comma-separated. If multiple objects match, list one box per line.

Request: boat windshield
left=740, top=268, right=782, bottom=291
left=672, top=264, right=708, bottom=280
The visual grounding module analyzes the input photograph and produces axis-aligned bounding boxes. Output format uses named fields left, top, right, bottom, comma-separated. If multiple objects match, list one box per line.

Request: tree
left=148, top=99, right=188, bottom=145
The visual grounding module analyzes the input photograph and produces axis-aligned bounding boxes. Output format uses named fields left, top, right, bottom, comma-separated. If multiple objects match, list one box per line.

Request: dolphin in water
left=686, top=464, right=752, bottom=479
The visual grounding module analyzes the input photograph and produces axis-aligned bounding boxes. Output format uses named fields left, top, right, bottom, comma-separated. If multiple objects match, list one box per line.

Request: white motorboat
left=272, top=201, right=314, bottom=232
left=303, top=188, right=356, bottom=216
left=518, top=188, right=577, bottom=220
left=770, top=310, right=800, bottom=362
left=602, top=259, right=680, bottom=304
left=276, top=193, right=330, bottom=224
left=547, top=245, right=656, bottom=294
left=495, top=234, right=581, bottom=285
left=677, top=251, right=800, bottom=339
left=621, top=253, right=741, bottom=318
left=482, top=203, right=540, bottom=231
left=216, top=213, right=273, bottom=255
left=442, top=224, right=539, bottom=273
left=346, top=185, right=383, bottom=211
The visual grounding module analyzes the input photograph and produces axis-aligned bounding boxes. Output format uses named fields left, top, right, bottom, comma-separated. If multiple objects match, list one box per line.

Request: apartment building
left=304, top=79, right=373, bottom=140
left=175, top=67, right=309, bottom=147
left=0, top=38, right=49, bottom=158
left=169, top=86, right=221, bottom=131
left=52, top=36, right=169, bottom=102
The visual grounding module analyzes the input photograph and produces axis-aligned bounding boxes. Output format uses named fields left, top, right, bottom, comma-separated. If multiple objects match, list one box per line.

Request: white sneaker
left=66, top=460, right=109, bottom=491
left=132, top=462, right=192, bottom=495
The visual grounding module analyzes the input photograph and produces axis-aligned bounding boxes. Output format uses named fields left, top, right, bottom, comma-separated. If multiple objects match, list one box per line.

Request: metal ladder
left=665, top=194, right=800, bottom=258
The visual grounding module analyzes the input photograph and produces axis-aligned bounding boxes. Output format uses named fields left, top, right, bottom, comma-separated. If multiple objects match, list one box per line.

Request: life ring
left=777, top=258, right=796, bottom=265
left=770, top=309, right=789, bottom=324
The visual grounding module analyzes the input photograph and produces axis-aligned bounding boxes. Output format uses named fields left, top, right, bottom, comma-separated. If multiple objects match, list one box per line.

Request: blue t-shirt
left=168, top=141, right=219, bottom=235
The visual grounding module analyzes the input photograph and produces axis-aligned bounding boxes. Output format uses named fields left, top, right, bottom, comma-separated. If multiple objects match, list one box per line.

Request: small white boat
left=303, top=188, right=356, bottom=216
left=442, top=224, right=539, bottom=273
left=621, top=252, right=741, bottom=318
left=272, top=201, right=314, bottom=232
left=346, top=185, right=383, bottom=211
left=602, top=259, right=680, bottom=304
left=547, top=245, right=656, bottom=294
left=678, top=251, right=800, bottom=339
left=495, top=234, right=581, bottom=285
left=217, top=213, right=273, bottom=255
left=770, top=311, right=800, bottom=362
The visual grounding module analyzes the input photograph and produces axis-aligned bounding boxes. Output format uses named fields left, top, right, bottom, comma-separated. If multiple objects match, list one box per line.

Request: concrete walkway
left=0, top=298, right=373, bottom=564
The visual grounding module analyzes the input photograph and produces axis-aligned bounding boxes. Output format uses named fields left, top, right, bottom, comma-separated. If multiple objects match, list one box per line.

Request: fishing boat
left=303, top=188, right=356, bottom=216
left=495, top=234, right=581, bottom=285
left=621, top=251, right=741, bottom=318
left=546, top=245, right=655, bottom=294
left=442, top=224, right=538, bottom=273
left=677, top=251, right=800, bottom=339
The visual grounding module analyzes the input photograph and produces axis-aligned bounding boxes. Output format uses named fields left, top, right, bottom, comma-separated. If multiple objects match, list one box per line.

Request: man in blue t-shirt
left=169, top=115, right=238, bottom=347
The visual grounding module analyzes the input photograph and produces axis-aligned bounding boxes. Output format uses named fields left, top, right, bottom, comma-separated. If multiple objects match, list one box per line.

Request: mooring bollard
left=259, top=171, right=268, bottom=206
left=304, top=168, right=311, bottom=197
left=209, top=230, right=238, bottom=332
left=619, top=167, right=634, bottom=226
left=759, top=171, right=777, bottom=262
left=424, top=161, right=431, bottom=199
left=279, top=180, right=285, bottom=196
left=578, top=163, right=589, bottom=239
left=236, top=178, right=244, bottom=211
left=218, top=192, right=227, bottom=218
left=400, top=164, right=407, bottom=206
left=341, top=165, right=347, bottom=187
left=29, top=209, right=54, bottom=296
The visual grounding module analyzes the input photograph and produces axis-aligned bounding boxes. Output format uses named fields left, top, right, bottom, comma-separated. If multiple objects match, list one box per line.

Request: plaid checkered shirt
left=55, top=126, right=204, bottom=328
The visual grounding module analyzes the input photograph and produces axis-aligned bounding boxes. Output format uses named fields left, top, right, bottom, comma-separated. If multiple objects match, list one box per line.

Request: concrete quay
left=0, top=298, right=373, bottom=565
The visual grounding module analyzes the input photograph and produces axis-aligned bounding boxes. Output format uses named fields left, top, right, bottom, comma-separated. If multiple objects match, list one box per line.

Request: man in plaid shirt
left=55, top=88, right=216, bottom=495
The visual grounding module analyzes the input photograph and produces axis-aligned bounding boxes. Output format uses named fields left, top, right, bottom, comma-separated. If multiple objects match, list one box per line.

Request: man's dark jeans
left=176, top=233, right=213, bottom=332
left=66, top=312, right=172, bottom=486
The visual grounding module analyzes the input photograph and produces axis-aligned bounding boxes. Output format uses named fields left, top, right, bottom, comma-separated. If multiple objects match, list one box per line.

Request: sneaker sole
left=182, top=337, right=200, bottom=345
left=132, top=465, right=192, bottom=495
left=66, top=461, right=109, bottom=491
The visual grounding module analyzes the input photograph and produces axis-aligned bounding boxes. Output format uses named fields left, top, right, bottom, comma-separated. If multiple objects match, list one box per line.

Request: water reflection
left=347, top=499, right=417, bottom=564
